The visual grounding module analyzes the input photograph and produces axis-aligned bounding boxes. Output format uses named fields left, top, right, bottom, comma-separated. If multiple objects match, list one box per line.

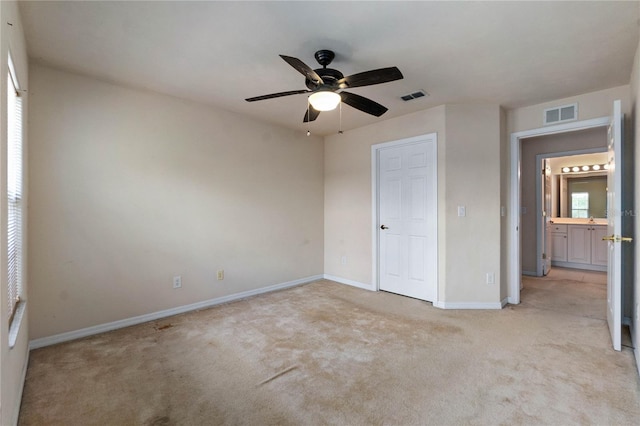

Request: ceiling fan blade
left=340, top=91, right=388, bottom=117
left=280, top=55, right=324, bottom=85
left=245, top=89, right=310, bottom=102
left=338, top=67, right=403, bottom=89
left=303, top=106, right=321, bottom=123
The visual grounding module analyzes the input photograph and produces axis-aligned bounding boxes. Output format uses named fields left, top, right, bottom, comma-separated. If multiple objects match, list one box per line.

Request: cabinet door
left=551, top=233, right=568, bottom=262
left=591, top=226, right=609, bottom=266
left=567, top=225, right=590, bottom=264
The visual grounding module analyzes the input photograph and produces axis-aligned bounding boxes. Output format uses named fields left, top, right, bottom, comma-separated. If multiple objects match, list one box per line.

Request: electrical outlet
left=457, top=206, right=466, bottom=217
left=341, top=256, right=347, bottom=265
left=173, top=275, right=182, bottom=289
left=217, top=270, right=224, bottom=280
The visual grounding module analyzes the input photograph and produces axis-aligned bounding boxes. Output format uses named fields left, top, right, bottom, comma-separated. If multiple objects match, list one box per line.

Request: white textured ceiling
left=19, top=1, right=639, bottom=136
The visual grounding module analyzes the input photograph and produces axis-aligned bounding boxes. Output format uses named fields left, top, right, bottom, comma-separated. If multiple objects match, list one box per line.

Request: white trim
left=371, top=133, right=439, bottom=303
left=12, top=350, right=29, bottom=426
left=433, top=299, right=506, bottom=310
left=8, top=300, right=26, bottom=349
left=8, top=50, right=21, bottom=91
left=323, top=274, right=373, bottom=291
left=509, top=116, right=610, bottom=305
left=29, top=275, right=322, bottom=350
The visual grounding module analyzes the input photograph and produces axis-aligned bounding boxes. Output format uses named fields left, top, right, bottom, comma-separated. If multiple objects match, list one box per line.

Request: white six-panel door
left=376, top=136, right=437, bottom=302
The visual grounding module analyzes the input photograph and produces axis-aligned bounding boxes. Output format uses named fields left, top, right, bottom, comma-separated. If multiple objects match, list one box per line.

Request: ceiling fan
left=245, top=49, right=403, bottom=123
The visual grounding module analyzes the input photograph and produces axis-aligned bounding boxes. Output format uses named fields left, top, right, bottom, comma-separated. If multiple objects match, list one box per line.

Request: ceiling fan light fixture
left=308, top=91, right=341, bottom=111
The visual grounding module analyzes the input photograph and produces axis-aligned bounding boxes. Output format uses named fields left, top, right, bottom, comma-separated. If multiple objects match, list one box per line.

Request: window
left=7, top=53, right=23, bottom=334
left=571, top=192, right=589, bottom=218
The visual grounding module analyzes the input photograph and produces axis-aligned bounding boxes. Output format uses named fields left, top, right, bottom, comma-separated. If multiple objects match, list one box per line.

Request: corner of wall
left=499, top=106, right=509, bottom=301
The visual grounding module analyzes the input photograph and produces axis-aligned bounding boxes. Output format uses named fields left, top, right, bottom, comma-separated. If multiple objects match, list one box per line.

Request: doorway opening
left=508, top=116, right=610, bottom=305
left=518, top=129, right=609, bottom=331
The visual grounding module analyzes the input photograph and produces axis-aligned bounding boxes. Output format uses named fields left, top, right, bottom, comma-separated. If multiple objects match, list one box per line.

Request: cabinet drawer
left=550, top=224, right=567, bottom=233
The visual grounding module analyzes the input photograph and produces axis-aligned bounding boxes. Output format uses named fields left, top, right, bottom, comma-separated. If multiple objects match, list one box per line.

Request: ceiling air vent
left=543, top=103, right=577, bottom=125
left=401, top=90, right=429, bottom=101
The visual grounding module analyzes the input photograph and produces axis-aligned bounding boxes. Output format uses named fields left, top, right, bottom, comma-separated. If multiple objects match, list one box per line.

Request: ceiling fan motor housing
left=305, top=49, right=343, bottom=90
left=305, top=68, right=344, bottom=90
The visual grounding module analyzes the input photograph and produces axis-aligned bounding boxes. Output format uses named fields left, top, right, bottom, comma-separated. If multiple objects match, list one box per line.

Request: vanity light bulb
left=603, top=164, right=610, bottom=170
left=592, top=164, right=601, bottom=170
left=562, top=167, right=570, bottom=173
left=582, top=165, right=590, bottom=171
left=572, top=166, right=580, bottom=172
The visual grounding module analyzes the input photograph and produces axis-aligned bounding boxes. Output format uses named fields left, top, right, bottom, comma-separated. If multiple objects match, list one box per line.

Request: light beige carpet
left=19, top=274, right=640, bottom=425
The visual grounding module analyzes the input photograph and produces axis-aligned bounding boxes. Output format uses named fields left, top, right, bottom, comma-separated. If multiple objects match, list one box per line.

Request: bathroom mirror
left=559, top=174, right=607, bottom=218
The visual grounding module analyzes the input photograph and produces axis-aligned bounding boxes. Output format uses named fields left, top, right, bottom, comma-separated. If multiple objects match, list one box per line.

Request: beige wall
left=443, top=104, right=502, bottom=304
left=520, top=128, right=607, bottom=274
left=324, top=104, right=503, bottom=306
left=28, top=65, right=325, bottom=340
left=0, top=2, right=29, bottom=425
left=508, top=85, right=631, bottom=134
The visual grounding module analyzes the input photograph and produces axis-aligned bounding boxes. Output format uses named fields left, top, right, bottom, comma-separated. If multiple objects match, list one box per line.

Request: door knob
left=380, top=225, right=389, bottom=230
left=603, top=235, right=633, bottom=243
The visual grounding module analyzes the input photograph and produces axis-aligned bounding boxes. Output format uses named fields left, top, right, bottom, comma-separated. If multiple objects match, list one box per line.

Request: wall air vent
left=401, top=90, right=429, bottom=101
left=543, top=103, right=577, bottom=125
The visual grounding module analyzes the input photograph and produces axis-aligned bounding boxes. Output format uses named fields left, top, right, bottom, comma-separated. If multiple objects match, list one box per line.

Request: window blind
left=7, top=68, right=23, bottom=322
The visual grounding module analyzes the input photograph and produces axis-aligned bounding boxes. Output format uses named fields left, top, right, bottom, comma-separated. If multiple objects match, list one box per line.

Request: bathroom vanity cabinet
left=551, top=222, right=607, bottom=271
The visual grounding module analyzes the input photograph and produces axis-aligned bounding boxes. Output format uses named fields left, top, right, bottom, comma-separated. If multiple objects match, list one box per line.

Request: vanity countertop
left=549, top=217, right=607, bottom=225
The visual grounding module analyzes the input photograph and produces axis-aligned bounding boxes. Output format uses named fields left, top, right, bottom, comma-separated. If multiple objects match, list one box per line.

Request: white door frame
left=371, top=133, right=438, bottom=302
left=509, top=117, right=610, bottom=304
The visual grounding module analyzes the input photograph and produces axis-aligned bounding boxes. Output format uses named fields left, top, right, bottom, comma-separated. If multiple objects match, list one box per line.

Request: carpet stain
left=145, top=415, right=171, bottom=425
left=429, top=322, right=464, bottom=335
left=155, top=324, right=173, bottom=331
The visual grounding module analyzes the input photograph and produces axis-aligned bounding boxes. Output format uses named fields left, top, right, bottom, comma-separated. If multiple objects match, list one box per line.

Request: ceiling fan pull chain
left=338, top=101, right=343, bottom=134
left=307, top=97, right=311, bottom=136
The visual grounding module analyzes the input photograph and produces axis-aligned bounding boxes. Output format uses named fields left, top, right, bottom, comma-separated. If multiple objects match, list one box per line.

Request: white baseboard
left=323, top=274, right=374, bottom=291
left=433, top=300, right=505, bottom=310
left=29, top=274, right=323, bottom=350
